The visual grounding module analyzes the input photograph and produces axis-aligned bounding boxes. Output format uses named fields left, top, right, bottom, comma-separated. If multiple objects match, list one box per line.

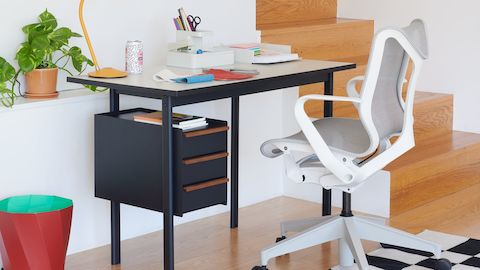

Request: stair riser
left=257, top=0, right=337, bottom=27
left=391, top=161, right=480, bottom=215
left=390, top=143, right=480, bottom=193
left=413, top=98, right=453, bottom=138
left=261, top=21, right=374, bottom=61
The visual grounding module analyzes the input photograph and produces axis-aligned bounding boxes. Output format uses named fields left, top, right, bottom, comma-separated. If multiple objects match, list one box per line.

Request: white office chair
left=252, top=20, right=452, bottom=270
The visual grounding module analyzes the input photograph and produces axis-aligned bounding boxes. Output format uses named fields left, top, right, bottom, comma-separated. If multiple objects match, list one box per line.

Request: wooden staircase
left=257, top=0, right=480, bottom=217
left=387, top=93, right=480, bottom=215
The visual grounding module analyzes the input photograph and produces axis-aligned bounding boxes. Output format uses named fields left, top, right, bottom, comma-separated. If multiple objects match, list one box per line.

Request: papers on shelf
left=133, top=111, right=208, bottom=131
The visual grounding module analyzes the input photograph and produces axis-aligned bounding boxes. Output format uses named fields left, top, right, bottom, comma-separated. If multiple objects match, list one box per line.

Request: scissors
left=187, top=15, right=201, bottom=31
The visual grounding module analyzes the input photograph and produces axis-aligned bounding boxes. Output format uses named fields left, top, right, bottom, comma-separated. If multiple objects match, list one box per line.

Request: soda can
left=125, top=40, right=143, bottom=74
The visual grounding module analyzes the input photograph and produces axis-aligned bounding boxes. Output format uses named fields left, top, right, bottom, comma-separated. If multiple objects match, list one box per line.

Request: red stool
left=0, top=195, right=73, bottom=270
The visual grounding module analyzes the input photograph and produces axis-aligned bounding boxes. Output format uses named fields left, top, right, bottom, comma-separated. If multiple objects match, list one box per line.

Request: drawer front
left=176, top=127, right=228, bottom=159
left=180, top=180, right=228, bottom=214
left=178, top=153, right=228, bottom=186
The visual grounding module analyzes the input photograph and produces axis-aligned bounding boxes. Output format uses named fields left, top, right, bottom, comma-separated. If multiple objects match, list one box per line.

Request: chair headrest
left=400, top=19, right=429, bottom=59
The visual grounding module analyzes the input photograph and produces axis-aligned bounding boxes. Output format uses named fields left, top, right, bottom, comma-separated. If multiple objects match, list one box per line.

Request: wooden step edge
left=387, top=131, right=480, bottom=171
left=414, top=91, right=453, bottom=104
left=258, top=17, right=374, bottom=33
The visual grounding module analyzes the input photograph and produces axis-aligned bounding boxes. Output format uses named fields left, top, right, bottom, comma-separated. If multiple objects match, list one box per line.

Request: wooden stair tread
left=387, top=130, right=480, bottom=171
left=258, top=18, right=372, bottom=32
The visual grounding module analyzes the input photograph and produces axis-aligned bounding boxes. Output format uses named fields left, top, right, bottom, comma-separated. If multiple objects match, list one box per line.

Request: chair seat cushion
left=261, top=118, right=371, bottom=158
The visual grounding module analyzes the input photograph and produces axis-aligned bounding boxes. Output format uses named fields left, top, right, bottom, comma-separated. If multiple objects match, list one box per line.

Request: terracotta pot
left=25, top=68, right=59, bottom=99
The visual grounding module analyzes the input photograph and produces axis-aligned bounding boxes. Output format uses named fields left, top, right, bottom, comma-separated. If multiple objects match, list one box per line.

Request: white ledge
left=0, top=88, right=108, bottom=113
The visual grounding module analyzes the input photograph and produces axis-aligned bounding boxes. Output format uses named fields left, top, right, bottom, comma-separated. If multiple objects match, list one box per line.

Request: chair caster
left=252, top=266, right=268, bottom=270
left=434, top=258, right=452, bottom=270
left=276, top=236, right=286, bottom=243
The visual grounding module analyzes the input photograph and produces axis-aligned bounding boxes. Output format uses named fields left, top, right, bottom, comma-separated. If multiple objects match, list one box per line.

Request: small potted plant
left=0, top=9, right=95, bottom=107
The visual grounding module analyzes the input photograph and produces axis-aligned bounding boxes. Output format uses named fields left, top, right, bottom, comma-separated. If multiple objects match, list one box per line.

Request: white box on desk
left=167, top=50, right=234, bottom=69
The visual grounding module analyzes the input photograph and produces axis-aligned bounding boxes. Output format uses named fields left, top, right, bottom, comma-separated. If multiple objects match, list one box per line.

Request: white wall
left=338, top=0, right=480, bottom=133
left=0, top=0, right=286, bottom=260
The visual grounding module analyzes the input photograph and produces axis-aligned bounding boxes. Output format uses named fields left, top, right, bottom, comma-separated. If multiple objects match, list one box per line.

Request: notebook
left=204, top=69, right=255, bottom=81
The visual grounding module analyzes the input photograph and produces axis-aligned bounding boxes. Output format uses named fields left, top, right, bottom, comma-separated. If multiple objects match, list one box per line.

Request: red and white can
left=125, top=40, right=143, bottom=74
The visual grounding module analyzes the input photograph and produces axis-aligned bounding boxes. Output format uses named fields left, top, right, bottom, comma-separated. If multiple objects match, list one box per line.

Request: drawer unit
left=94, top=108, right=229, bottom=216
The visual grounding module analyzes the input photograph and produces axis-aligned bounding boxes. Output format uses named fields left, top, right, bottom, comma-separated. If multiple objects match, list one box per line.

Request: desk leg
left=109, top=89, right=121, bottom=265
left=111, top=202, right=121, bottom=264
left=230, top=96, right=239, bottom=228
left=322, top=73, right=334, bottom=216
left=162, top=96, right=175, bottom=270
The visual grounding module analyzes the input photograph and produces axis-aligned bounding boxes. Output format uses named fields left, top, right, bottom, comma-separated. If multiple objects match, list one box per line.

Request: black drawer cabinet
left=94, top=108, right=229, bottom=216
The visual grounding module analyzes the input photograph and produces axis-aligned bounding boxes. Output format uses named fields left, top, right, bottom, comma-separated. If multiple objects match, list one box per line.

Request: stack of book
left=252, top=50, right=300, bottom=64
left=134, top=111, right=208, bottom=131
left=230, top=43, right=261, bottom=56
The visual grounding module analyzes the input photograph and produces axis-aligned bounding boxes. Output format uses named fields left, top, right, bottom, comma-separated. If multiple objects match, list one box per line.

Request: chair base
left=256, top=215, right=445, bottom=270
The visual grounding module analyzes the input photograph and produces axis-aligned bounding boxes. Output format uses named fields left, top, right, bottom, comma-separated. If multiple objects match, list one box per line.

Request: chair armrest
left=294, top=97, right=356, bottom=185
left=346, top=76, right=365, bottom=111
left=346, top=76, right=365, bottom=99
left=297, top=94, right=361, bottom=104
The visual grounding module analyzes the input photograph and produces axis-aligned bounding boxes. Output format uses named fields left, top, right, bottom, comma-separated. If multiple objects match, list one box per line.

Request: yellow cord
left=79, top=0, right=100, bottom=71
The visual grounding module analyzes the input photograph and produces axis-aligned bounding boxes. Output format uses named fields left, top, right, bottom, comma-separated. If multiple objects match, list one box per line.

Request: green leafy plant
left=0, top=9, right=101, bottom=107
left=0, top=57, right=17, bottom=107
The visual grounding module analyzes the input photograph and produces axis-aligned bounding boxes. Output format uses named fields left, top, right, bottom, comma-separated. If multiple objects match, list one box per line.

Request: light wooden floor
left=67, top=193, right=480, bottom=270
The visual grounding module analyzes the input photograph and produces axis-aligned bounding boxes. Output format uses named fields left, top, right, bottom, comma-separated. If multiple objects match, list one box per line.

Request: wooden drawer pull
left=184, top=178, right=229, bottom=192
left=183, top=152, right=229, bottom=165
left=184, top=126, right=229, bottom=138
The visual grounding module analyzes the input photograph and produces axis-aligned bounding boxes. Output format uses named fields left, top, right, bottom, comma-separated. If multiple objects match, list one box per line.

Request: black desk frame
left=68, top=63, right=355, bottom=270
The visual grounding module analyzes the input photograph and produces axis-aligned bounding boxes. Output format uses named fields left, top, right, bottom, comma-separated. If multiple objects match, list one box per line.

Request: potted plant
left=0, top=9, right=96, bottom=107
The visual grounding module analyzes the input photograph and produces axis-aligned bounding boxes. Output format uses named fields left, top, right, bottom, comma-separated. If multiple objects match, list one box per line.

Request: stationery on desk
left=173, top=7, right=201, bottom=32
left=153, top=68, right=257, bottom=84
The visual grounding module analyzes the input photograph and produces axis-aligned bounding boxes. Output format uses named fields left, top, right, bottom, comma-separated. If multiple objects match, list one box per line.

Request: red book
left=204, top=69, right=255, bottom=81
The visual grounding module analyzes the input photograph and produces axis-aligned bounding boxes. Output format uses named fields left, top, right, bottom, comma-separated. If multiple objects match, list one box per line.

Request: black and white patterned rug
left=334, top=230, right=480, bottom=269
